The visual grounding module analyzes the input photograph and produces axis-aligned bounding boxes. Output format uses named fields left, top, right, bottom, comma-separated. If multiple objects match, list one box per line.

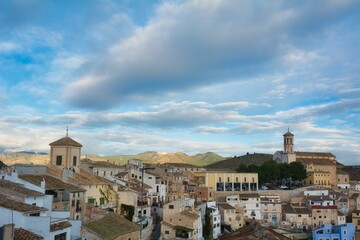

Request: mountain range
left=0, top=151, right=226, bottom=166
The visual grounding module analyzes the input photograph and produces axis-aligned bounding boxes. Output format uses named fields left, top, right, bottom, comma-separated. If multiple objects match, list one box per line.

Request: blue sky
left=0, top=0, right=359, bottom=164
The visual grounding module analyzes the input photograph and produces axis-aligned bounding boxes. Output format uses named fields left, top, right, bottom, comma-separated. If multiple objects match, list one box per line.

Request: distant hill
left=102, top=151, right=225, bottom=166
left=339, top=165, right=360, bottom=181
left=0, top=151, right=225, bottom=166
left=205, top=153, right=274, bottom=170
left=0, top=152, right=49, bottom=165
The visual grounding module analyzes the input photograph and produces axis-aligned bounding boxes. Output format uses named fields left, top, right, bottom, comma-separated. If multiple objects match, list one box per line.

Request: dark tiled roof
left=0, top=195, right=47, bottom=213
left=165, top=163, right=199, bottom=168
left=283, top=131, right=294, bottom=136
left=0, top=180, right=45, bottom=197
left=296, top=152, right=335, bottom=158
left=297, top=158, right=336, bottom=165
left=49, top=136, right=82, bottom=147
left=115, top=171, right=128, bottom=177
left=14, top=228, right=43, bottom=240
left=239, top=193, right=260, bottom=199
left=283, top=203, right=311, bottom=215
left=218, top=203, right=235, bottom=210
left=19, top=174, right=85, bottom=192
left=50, top=221, right=72, bottom=232
left=72, top=169, right=113, bottom=185
left=84, top=213, right=140, bottom=239
left=81, top=158, right=123, bottom=168
left=306, top=195, right=332, bottom=201
left=180, top=210, right=200, bottom=220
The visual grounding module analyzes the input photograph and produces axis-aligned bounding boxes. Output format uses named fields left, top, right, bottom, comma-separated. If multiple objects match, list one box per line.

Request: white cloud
left=0, top=41, right=20, bottom=53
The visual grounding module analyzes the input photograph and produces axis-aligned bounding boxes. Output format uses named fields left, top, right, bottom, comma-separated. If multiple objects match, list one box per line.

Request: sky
left=0, top=0, right=360, bottom=164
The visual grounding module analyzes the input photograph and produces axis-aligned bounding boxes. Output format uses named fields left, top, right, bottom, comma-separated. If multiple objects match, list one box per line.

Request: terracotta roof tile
left=84, top=213, right=140, bottom=239
left=297, top=158, right=336, bottom=165
left=49, top=136, right=82, bottom=147
left=19, top=174, right=85, bottom=192
left=0, top=180, right=45, bottom=197
left=296, top=152, right=335, bottom=158
left=0, top=195, right=47, bottom=213
left=218, top=203, right=235, bottom=210
left=81, top=158, right=123, bottom=168
left=14, top=228, right=43, bottom=240
left=50, top=221, right=72, bottom=232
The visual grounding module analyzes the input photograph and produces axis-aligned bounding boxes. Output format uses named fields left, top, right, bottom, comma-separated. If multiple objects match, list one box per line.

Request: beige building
left=273, top=130, right=339, bottom=187
left=193, top=172, right=258, bottom=192
left=260, top=194, right=282, bottom=226
left=337, top=170, right=350, bottom=184
left=282, top=202, right=311, bottom=229
left=47, top=136, right=119, bottom=211
left=218, top=202, right=244, bottom=230
left=352, top=210, right=360, bottom=231
left=49, top=135, right=82, bottom=173
left=296, top=152, right=337, bottom=186
left=161, top=198, right=202, bottom=240
left=311, top=205, right=338, bottom=228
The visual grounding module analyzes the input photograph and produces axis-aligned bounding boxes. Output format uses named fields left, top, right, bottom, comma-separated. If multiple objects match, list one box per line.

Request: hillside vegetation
left=205, top=153, right=274, bottom=170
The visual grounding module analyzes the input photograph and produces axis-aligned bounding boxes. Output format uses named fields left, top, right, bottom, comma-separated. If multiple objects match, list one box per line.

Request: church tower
left=49, top=130, right=82, bottom=173
left=283, top=129, right=294, bottom=154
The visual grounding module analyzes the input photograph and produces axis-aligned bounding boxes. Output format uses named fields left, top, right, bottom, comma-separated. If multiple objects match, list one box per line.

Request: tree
left=247, top=164, right=260, bottom=173
left=236, top=163, right=248, bottom=173
left=120, top=204, right=135, bottom=222
left=260, top=160, right=280, bottom=184
left=288, top=162, right=307, bottom=181
left=203, top=205, right=213, bottom=240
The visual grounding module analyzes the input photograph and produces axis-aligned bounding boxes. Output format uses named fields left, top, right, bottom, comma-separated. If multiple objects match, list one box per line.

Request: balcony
left=52, top=201, right=69, bottom=211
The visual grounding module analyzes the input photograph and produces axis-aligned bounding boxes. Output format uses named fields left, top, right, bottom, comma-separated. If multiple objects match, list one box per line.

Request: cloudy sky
left=1, top=0, right=359, bottom=164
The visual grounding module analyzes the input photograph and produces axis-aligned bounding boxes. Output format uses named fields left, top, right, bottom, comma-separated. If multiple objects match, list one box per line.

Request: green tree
left=203, top=205, right=213, bottom=240
left=247, top=164, right=260, bottom=173
left=236, top=163, right=248, bottom=173
left=120, top=204, right=135, bottom=222
left=260, top=160, right=280, bottom=184
left=288, top=162, right=307, bottom=181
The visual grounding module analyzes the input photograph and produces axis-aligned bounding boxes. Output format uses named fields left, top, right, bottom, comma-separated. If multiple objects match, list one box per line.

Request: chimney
left=1, top=224, right=14, bottom=240
left=41, top=178, right=46, bottom=188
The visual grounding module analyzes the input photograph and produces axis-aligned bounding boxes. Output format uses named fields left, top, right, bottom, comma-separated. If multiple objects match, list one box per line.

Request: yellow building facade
left=304, top=171, right=331, bottom=188
left=194, top=172, right=258, bottom=192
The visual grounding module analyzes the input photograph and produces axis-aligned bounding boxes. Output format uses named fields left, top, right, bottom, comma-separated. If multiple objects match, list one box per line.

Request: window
left=56, top=156, right=62, bottom=165
left=73, top=156, right=77, bottom=166
left=165, top=230, right=169, bottom=234
left=169, top=205, right=174, bottom=209
left=54, top=232, right=67, bottom=240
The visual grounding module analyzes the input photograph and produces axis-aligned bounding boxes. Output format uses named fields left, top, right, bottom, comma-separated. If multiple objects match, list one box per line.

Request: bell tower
left=49, top=130, right=82, bottom=173
left=283, top=129, right=294, bottom=154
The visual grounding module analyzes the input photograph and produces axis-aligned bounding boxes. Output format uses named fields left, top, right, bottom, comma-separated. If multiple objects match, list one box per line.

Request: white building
left=239, top=193, right=261, bottom=220
left=0, top=180, right=81, bottom=240
left=198, top=201, right=221, bottom=239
